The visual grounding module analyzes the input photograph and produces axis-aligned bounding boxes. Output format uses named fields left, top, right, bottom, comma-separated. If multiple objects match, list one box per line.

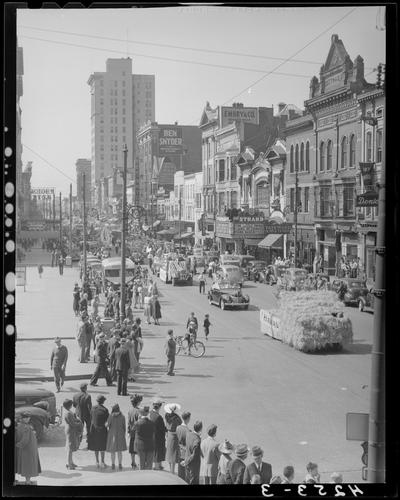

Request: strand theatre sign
left=158, top=126, right=183, bottom=156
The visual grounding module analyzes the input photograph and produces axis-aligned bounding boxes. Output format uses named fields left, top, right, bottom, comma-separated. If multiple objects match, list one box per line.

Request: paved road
left=15, top=266, right=373, bottom=485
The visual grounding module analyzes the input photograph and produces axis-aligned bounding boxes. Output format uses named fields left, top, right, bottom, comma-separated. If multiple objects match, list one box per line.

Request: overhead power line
left=19, top=35, right=311, bottom=78
left=22, top=143, right=76, bottom=184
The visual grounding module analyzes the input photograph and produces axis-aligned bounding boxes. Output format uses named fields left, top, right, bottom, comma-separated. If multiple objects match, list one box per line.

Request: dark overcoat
left=88, top=404, right=109, bottom=451
left=149, top=410, right=166, bottom=462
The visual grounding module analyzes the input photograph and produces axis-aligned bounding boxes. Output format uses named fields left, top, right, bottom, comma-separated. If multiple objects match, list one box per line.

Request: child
left=203, top=314, right=211, bottom=341
left=37, top=264, right=43, bottom=279
left=304, top=462, right=320, bottom=483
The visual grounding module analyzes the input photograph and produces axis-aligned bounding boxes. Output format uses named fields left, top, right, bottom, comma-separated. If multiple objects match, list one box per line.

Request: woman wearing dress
left=15, top=412, right=41, bottom=484
left=216, top=440, right=234, bottom=484
left=126, top=334, right=139, bottom=382
left=106, top=404, right=127, bottom=470
left=152, top=295, right=162, bottom=325
left=127, top=393, right=143, bottom=469
left=164, top=403, right=182, bottom=475
left=143, top=293, right=153, bottom=324
left=63, top=399, right=83, bottom=469
left=88, top=395, right=109, bottom=468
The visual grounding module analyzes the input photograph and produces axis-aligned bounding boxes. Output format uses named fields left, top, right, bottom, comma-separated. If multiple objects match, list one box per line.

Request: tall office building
left=87, top=58, right=155, bottom=207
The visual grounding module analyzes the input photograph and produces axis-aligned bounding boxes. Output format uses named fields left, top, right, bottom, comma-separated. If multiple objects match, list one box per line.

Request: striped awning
left=258, top=234, right=283, bottom=248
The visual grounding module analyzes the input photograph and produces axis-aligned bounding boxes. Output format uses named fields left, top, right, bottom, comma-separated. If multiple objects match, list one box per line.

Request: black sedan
left=208, top=281, right=250, bottom=310
left=331, top=278, right=369, bottom=306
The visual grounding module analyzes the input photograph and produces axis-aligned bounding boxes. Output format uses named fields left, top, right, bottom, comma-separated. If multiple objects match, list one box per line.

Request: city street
left=15, top=264, right=373, bottom=485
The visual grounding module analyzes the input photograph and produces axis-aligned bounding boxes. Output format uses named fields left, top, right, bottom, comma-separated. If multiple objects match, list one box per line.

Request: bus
left=101, top=257, right=136, bottom=289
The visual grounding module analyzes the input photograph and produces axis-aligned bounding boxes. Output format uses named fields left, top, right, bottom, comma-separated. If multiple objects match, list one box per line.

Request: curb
left=16, top=374, right=93, bottom=382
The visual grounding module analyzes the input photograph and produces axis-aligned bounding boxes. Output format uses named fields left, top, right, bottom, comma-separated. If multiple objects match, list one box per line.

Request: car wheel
left=358, top=300, right=364, bottom=312
left=208, top=295, right=213, bottom=305
left=220, top=300, right=225, bottom=310
left=30, top=417, right=44, bottom=441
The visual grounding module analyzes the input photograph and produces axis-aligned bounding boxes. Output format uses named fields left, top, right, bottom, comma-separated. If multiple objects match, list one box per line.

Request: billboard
left=158, top=126, right=183, bottom=156
left=31, top=187, right=55, bottom=200
left=221, top=106, right=259, bottom=128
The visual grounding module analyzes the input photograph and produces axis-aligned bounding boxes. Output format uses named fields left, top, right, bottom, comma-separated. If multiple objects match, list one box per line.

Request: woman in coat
left=106, top=404, right=127, bottom=470
left=149, top=400, right=166, bottom=470
left=15, top=412, right=41, bottom=484
left=88, top=395, right=109, bottom=468
left=63, top=399, right=83, bottom=469
left=152, top=296, right=162, bottom=325
left=164, top=403, right=182, bottom=475
left=127, top=394, right=143, bottom=469
left=126, top=335, right=139, bottom=382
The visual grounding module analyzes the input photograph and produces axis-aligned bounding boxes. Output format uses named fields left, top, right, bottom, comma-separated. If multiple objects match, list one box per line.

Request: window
left=305, top=142, right=310, bottom=172
left=320, top=186, right=330, bottom=216
left=218, top=159, right=225, bottom=181
left=327, top=140, right=333, bottom=170
left=300, top=143, right=305, bottom=172
left=256, top=182, right=268, bottom=206
left=295, top=144, right=299, bottom=172
left=290, top=145, right=294, bottom=173
left=343, top=184, right=354, bottom=216
left=290, top=188, right=295, bottom=212
left=114, top=81, right=118, bottom=87
left=376, top=129, right=383, bottom=163
left=231, top=191, right=238, bottom=208
left=319, top=142, right=325, bottom=172
left=231, top=163, right=237, bottom=180
left=366, top=132, right=372, bottom=162
left=304, top=187, right=309, bottom=212
left=341, top=136, right=348, bottom=168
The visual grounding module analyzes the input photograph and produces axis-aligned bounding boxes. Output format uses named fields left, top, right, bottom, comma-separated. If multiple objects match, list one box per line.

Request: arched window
left=295, top=144, right=299, bottom=172
left=305, top=142, right=310, bottom=172
left=290, top=145, right=294, bottom=173
left=327, top=140, right=333, bottom=170
left=300, top=143, right=305, bottom=172
left=341, top=136, right=348, bottom=168
left=319, top=141, right=325, bottom=172
left=349, top=134, right=356, bottom=167
left=256, top=181, right=269, bottom=206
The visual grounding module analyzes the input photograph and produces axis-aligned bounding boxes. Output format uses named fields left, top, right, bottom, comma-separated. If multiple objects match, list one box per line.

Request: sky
left=16, top=5, right=386, bottom=198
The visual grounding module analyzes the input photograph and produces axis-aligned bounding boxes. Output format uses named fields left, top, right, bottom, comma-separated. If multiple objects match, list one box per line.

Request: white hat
left=164, top=403, right=181, bottom=414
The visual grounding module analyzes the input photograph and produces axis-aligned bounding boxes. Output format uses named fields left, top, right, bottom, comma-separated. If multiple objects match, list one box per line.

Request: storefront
left=258, top=234, right=284, bottom=263
left=286, top=226, right=315, bottom=268
left=215, top=215, right=265, bottom=254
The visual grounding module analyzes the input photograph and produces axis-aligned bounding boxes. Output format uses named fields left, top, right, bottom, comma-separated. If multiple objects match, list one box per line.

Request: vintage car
left=15, top=384, right=59, bottom=440
left=208, top=281, right=250, bottom=310
left=215, top=264, right=244, bottom=287
left=264, top=264, right=289, bottom=285
left=358, top=288, right=375, bottom=312
left=331, top=278, right=369, bottom=306
left=247, top=260, right=268, bottom=282
left=281, top=268, right=309, bottom=291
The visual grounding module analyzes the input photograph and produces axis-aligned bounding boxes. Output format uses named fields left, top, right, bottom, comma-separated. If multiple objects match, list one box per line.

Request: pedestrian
left=72, top=383, right=92, bottom=446
left=143, top=293, right=152, bottom=324
left=73, top=284, right=81, bottom=316
left=216, top=440, right=234, bottom=484
left=85, top=317, right=95, bottom=361
left=176, top=411, right=191, bottom=480
left=304, top=462, right=320, bottom=483
left=225, top=444, right=249, bottom=484
left=106, top=404, right=127, bottom=470
left=200, top=424, right=220, bottom=485
left=128, top=393, right=143, bottom=470
left=51, top=250, right=55, bottom=267
left=164, top=403, right=182, bottom=475
left=199, top=271, right=206, bottom=294
left=134, top=406, right=156, bottom=470
left=115, top=338, right=130, bottom=396
left=63, top=399, right=83, bottom=469
left=126, top=303, right=134, bottom=322
left=92, top=295, right=100, bottom=319
left=149, top=399, right=167, bottom=470
left=50, top=337, right=68, bottom=393
left=281, top=465, right=295, bottom=484
left=126, top=334, right=138, bottom=382
left=182, top=420, right=202, bottom=485
left=15, top=412, right=41, bottom=485
left=77, top=316, right=89, bottom=364
left=203, top=314, right=211, bottom=341
left=243, top=446, right=272, bottom=484
left=330, top=472, right=343, bottom=483
left=58, top=254, right=64, bottom=275
left=153, top=295, right=162, bottom=325
left=79, top=293, right=89, bottom=315
left=88, top=395, right=109, bottom=468
left=37, top=264, right=43, bottom=279
left=107, top=330, right=121, bottom=382
left=89, top=334, right=115, bottom=387
left=165, top=329, right=176, bottom=376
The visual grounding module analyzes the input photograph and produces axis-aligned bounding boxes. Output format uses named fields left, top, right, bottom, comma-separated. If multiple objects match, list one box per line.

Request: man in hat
left=89, top=334, right=115, bottom=387
left=72, top=383, right=92, bottom=445
left=200, top=424, right=220, bottom=485
left=182, top=420, right=202, bottom=485
left=165, top=329, right=176, bottom=376
left=77, top=315, right=89, bottom=364
left=50, top=337, right=68, bottom=392
left=225, top=444, right=249, bottom=484
left=243, top=446, right=272, bottom=484
left=149, top=399, right=166, bottom=470
left=176, top=411, right=191, bottom=480
left=107, top=330, right=121, bottom=382
left=134, top=406, right=155, bottom=470
left=114, top=338, right=131, bottom=396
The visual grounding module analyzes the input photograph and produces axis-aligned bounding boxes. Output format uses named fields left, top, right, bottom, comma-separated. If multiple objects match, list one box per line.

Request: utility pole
left=120, top=144, right=128, bottom=322
left=69, top=183, right=73, bottom=258
left=367, top=65, right=385, bottom=483
left=59, top=192, right=62, bottom=252
left=53, top=193, right=56, bottom=231
left=294, top=165, right=299, bottom=267
left=82, top=173, right=87, bottom=281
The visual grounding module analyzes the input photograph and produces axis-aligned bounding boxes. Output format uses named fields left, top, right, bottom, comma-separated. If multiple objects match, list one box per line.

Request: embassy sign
left=221, top=106, right=259, bottom=127
left=158, top=126, right=183, bottom=156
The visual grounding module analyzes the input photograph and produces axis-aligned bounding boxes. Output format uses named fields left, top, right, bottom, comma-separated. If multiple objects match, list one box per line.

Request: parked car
left=331, top=278, right=369, bottom=306
left=358, top=287, right=375, bottom=312
left=208, top=281, right=250, bottom=310
left=247, top=260, right=268, bottom=282
left=15, top=384, right=59, bottom=440
left=281, top=268, right=309, bottom=291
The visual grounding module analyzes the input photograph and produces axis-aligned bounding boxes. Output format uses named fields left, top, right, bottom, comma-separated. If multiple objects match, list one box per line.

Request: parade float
left=260, top=290, right=353, bottom=352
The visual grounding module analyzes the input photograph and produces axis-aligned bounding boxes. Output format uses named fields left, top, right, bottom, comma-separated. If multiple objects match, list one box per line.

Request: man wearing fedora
left=243, top=446, right=272, bottom=484
left=182, top=420, right=203, bottom=485
left=50, top=337, right=68, bottom=393
left=72, top=383, right=92, bottom=445
left=176, top=411, right=191, bottom=480
left=200, top=424, right=220, bottom=485
left=89, top=334, right=115, bottom=387
left=77, top=315, right=89, bottom=364
left=134, top=406, right=155, bottom=470
left=225, top=443, right=249, bottom=484
left=165, top=329, right=176, bottom=376
left=114, top=338, right=130, bottom=396
left=149, top=399, right=166, bottom=470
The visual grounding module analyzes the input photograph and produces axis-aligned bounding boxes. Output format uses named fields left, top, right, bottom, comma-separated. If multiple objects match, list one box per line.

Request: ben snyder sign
left=158, top=127, right=183, bottom=156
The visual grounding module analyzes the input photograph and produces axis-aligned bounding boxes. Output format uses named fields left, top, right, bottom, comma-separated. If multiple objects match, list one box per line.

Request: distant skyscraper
left=87, top=58, right=155, bottom=207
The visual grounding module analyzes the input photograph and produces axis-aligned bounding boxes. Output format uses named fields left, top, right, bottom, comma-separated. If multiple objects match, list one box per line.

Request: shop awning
left=258, top=234, right=283, bottom=248
left=244, top=238, right=262, bottom=246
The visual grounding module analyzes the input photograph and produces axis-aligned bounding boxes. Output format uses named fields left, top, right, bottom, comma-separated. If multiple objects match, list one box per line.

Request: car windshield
left=218, top=281, right=239, bottom=290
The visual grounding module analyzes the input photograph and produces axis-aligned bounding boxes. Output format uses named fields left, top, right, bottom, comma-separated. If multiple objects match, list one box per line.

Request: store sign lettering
left=356, top=192, right=378, bottom=207
left=264, top=223, right=292, bottom=234
left=221, top=106, right=259, bottom=127
left=318, top=108, right=358, bottom=128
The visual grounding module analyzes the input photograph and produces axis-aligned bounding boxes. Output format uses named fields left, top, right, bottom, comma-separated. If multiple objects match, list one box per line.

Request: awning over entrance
left=244, top=238, right=262, bottom=246
left=258, top=234, right=283, bottom=248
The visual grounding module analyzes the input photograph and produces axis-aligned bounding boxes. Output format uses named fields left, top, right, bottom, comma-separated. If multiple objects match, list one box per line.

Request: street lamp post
left=120, top=144, right=128, bottom=322
left=82, top=173, right=87, bottom=280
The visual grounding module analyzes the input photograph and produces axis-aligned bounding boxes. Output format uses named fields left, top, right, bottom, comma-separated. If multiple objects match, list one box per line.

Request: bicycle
left=175, top=334, right=205, bottom=358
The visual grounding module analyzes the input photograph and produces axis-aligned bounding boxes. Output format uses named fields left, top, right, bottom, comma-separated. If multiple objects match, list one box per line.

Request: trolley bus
left=101, top=257, right=136, bottom=289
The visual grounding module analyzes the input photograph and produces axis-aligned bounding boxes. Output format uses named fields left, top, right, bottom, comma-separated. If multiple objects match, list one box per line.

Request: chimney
left=278, top=102, right=286, bottom=113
